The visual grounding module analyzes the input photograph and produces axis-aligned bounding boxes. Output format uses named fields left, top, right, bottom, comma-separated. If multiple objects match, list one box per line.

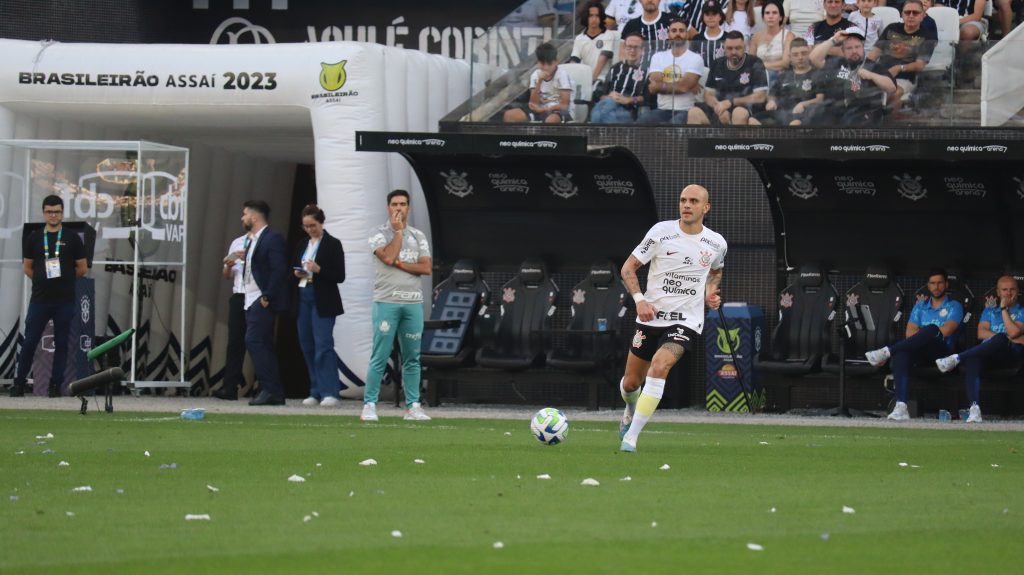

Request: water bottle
left=597, top=318, right=608, bottom=332
left=958, top=408, right=970, bottom=421
left=180, top=408, right=205, bottom=421
left=937, top=409, right=951, bottom=422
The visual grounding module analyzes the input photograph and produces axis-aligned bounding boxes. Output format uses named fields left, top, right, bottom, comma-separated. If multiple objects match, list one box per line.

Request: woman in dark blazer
left=293, top=204, right=346, bottom=406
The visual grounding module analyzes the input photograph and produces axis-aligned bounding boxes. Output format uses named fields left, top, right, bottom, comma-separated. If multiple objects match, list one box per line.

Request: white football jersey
left=631, top=220, right=727, bottom=332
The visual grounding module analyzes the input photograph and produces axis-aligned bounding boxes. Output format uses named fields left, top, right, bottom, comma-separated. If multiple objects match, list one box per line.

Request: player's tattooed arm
left=705, top=268, right=723, bottom=310
left=621, top=255, right=644, bottom=296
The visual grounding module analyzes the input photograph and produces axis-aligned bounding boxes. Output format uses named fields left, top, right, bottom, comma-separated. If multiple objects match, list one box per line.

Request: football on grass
left=530, top=407, right=569, bottom=445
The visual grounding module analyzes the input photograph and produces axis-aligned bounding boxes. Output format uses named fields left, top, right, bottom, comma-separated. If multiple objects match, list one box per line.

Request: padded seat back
left=769, top=264, right=838, bottom=363
left=561, top=261, right=628, bottom=360
left=489, top=258, right=558, bottom=361
left=843, top=267, right=904, bottom=358
left=423, top=259, right=490, bottom=357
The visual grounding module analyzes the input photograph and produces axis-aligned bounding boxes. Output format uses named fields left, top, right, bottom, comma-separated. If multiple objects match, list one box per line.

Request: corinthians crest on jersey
left=631, top=220, right=727, bottom=333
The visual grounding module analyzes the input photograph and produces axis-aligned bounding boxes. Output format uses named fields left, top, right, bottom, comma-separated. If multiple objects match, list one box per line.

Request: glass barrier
left=455, top=4, right=1024, bottom=128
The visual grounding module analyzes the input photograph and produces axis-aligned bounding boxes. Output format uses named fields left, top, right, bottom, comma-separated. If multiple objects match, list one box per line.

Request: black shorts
left=628, top=323, right=698, bottom=361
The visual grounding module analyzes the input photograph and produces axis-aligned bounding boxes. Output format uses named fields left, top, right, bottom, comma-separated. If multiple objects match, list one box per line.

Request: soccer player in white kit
left=618, top=184, right=727, bottom=452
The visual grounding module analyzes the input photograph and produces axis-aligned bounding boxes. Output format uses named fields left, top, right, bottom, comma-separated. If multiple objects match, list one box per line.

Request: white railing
left=981, top=27, right=1024, bottom=127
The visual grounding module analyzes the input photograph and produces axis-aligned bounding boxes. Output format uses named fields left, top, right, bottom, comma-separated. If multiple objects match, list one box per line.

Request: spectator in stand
left=590, top=31, right=650, bottom=123
left=810, top=27, right=896, bottom=125
left=868, top=0, right=936, bottom=114
left=935, top=275, right=1024, bottom=424
left=622, top=0, right=676, bottom=67
left=638, top=18, right=705, bottom=123
left=946, top=0, right=989, bottom=42
left=667, top=0, right=733, bottom=39
left=808, top=0, right=855, bottom=52
left=846, top=0, right=884, bottom=51
left=570, top=0, right=617, bottom=83
left=750, top=1, right=796, bottom=86
left=692, top=1, right=729, bottom=69
left=688, top=30, right=770, bottom=124
left=785, top=0, right=825, bottom=41
left=844, top=0, right=860, bottom=13
left=503, top=42, right=575, bottom=123
left=752, top=37, right=825, bottom=124
left=724, top=0, right=757, bottom=39
left=916, top=0, right=940, bottom=36
left=991, top=0, right=1016, bottom=39
left=607, top=0, right=672, bottom=30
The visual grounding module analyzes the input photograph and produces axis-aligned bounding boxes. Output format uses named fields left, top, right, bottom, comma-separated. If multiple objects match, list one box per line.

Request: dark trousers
left=223, top=293, right=247, bottom=391
left=891, top=324, right=950, bottom=403
left=959, top=334, right=1024, bottom=405
left=16, top=300, right=76, bottom=387
left=245, top=301, right=283, bottom=398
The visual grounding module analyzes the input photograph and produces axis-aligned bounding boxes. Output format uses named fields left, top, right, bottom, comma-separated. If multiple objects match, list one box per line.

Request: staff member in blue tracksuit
left=865, top=268, right=964, bottom=421
left=934, top=275, right=1024, bottom=423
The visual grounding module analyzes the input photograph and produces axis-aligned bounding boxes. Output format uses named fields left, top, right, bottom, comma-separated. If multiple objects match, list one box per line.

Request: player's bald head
left=680, top=184, right=709, bottom=202
left=997, top=275, right=1019, bottom=290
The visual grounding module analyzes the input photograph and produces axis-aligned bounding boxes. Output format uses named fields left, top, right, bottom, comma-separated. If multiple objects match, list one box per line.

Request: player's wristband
left=632, top=292, right=645, bottom=304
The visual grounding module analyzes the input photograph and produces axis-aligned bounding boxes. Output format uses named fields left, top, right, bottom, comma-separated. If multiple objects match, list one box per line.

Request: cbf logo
left=319, top=61, right=347, bottom=91
left=785, top=172, right=818, bottom=200
left=546, top=171, right=578, bottom=199
left=441, top=170, right=473, bottom=198
left=80, top=295, right=90, bottom=323
left=716, top=327, right=740, bottom=354
left=893, top=173, right=927, bottom=201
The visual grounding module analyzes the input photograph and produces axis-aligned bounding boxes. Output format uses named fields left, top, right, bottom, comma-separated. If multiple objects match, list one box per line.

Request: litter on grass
left=842, top=506, right=856, bottom=514
left=747, top=543, right=764, bottom=551
left=15, top=450, right=24, bottom=455
left=536, top=474, right=551, bottom=480
left=58, top=461, right=69, bottom=467
left=65, top=511, right=75, bottom=517
left=504, top=432, right=512, bottom=436
left=991, top=464, right=1000, bottom=468
left=71, top=486, right=92, bottom=492
left=41, top=449, right=53, bottom=454
left=759, top=441, right=770, bottom=445
left=659, top=464, right=671, bottom=470
left=493, top=541, right=505, bottom=549
left=206, top=485, right=219, bottom=493
left=35, top=433, right=54, bottom=439
left=620, top=476, right=632, bottom=481
left=144, top=451, right=150, bottom=457
left=159, top=463, right=178, bottom=470
left=899, top=462, right=908, bottom=467
left=185, top=514, right=210, bottom=521
left=9, top=496, right=18, bottom=501
left=359, top=459, right=378, bottom=466
left=303, top=515, right=312, bottom=523
left=391, top=530, right=402, bottom=538
left=414, top=459, right=425, bottom=464
left=770, top=507, right=776, bottom=513
left=581, top=478, right=600, bottom=486
left=287, top=475, right=306, bottom=483
left=316, top=463, right=322, bottom=468
left=348, top=491, right=354, bottom=497
left=651, top=521, right=658, bottom=528
left=116, top=489, right=124, bottom=494
left=821, top=533, right=830, bottom=541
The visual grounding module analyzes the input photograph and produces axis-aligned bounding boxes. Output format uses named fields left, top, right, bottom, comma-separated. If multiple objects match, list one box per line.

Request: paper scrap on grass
left=504, top=432, right=512, bottom=436
left=899, top=462, right=908, bottom=467
left=72, top=486, right=92, bottom=492
left=659, top=464, right=671, bottom=470
left=747, top=543, right=764, bottom=551
left=651, top=521, right=658, bottom=528
left=206, top=485, right=219, bottom=493
left=581, top=478, right=600, bottom=486
left=991, top=464, right=1000, bottom=468
left=144, top=451, right=150, bottom=457
left=316, top=463, right=322, bottom=467
left=770, top=507, right=776, bottom=513
left=620, top=476, right=632, bottom=481
left=536, top=474, right=551, bottom=480
left=391, top=530, right=402, bottom=538
left=303, top=515, right=312, bottom=523
left=911, top=465, right=920, bottom=468
left=348, top=491, right=355, bottom=497
left=10, top=495, right=18, bottom=501
left=759, top=441, right=770, bottom=445
left=493, top=541, right=505, bottom=549
left=312, top=511, right=319, bottom=517
left=159, top=463, right=178, bottom=470
left=359, top=459, right=378, bottom=466
left=15, top=450, right=24, bottom=455
left=65, top=511, right=75, bottom=517
left=58, top=461, right=69, bottom=467
left=288, top=474, right=306, bottom=483
left=820, top=533, right=830, bottom=541
left=185, top=514, right=210, bottom=521
left=414, top=459, right=425, bottom=464
left=41, top=449, right=53, bottom=454
left=116, top=489, right=124, bottom=494
left=35, top=433, right=54, bottom=439
left=842, top=506, right=856, bottom=514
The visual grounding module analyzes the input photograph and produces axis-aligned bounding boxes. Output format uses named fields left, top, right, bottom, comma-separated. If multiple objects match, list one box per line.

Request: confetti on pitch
left=287, top=475, right=306, bottom=483
left=770, top=507, right=776, bottom=513
left=991, top=464, right=1000, bottom=468
left=842, top=506, right=856, bottom=514
left=303, top=515, right=313, bottom=523
left=58, top=461, right=69, bottom=467
left=820, top=533, right=830, bottom=541
left=414, top=459, right=425, bottom=464
left=504, top=432, right=512, bottom=436
left=493, top=541, right=505, bottom=549
left=185, top=514, right=210, bottom=521
left=348, top=491, right=355, bottom=497
left=899, top=462, right=909, bottom=467
left=651, top=521, right=658, bottom=528
left=36, top=433, right=54, bottom=439
left=72, top=486, right=92, bottom=492
left=41, top=449, right=53, bottom=454
left=65, top=511, right=75, bottom=517
left=315, top=463, right=322, bottom=468
left=747, top=543, right=764, bottom=551
left=206, top=485, right=220, bottom=493
left=359, top=459, right=378, bottom=466
left=159, top=463, right=178, bottom=470
left=659, top=464, right=671, bottom=471
left=391, top=530, right=403, bottom=538
left=581, top=478, right=600, bottom=486
left=620, top=476, right=632, bottom=481
left=759, top=441, right=770, bottom=445
left=116, top=489, right=124, bottom=494
left=144, top=451, right=150, bottom=457
left=15, top=450, right=24, bottom=455
left=536, top=474, right=551, bottom=480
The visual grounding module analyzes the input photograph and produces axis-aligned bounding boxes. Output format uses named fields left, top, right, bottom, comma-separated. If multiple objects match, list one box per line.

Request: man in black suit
left=239, top=200, right=289, bottom=406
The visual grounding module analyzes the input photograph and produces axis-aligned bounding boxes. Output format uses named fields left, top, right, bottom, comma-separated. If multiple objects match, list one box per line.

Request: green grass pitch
left=2, top=410, right=1022, bottom=574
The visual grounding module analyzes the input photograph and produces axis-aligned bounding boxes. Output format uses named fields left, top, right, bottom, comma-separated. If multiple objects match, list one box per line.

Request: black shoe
left=212, top=386, right=238, bottom=401
left=248, top=391, right=285, bottom=406
left=9, top=379, right=26, bottom=398
left=48, top=383, right=61, bottom=398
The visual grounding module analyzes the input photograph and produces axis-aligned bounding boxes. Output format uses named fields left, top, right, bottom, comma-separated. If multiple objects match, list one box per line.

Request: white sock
left=623, top=376, right=665, bottom=445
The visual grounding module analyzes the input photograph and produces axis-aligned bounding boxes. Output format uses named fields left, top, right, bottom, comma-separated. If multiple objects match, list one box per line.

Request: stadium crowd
left=502, top=0, right=1017, bottom=125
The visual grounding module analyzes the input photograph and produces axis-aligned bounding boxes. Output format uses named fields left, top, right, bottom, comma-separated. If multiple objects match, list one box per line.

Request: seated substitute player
left=617, top=184, right=727, bottom=452
left=503, top=42, right=575, bottom=123
left=934, top=275, right=1024, bottom=423
left=865, top=268, right=964, bottom=421
left=687, top=30, right=769, bottom=125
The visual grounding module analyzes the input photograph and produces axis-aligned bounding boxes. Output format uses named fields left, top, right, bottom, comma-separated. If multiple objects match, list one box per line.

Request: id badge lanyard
left=44, top=227, right=62, bottom=279
left=299, top=238, right=320, bottom=288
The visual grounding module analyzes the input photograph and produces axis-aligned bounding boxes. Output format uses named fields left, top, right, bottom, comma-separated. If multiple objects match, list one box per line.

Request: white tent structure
left=0, top=38, right=471, bottom=396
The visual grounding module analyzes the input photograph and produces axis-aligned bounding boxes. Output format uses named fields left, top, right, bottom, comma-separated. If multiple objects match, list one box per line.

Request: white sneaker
left=966, top=403, right=983, bottom=423
left=360, top=402, right=378, bottom=422
left=404, top=402, right=431, bottom=421
left=887, top=401, right=910, bottom=421
left=935, top=354, right=960, bottom=373
left=865, top=346, right=892, bottom=367
left=301, top=397, right=319, bottom=407
left=320, top=396, right=340, bottom=407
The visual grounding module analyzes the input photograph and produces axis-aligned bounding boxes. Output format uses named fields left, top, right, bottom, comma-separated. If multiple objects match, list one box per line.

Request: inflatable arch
left=0, top=39, right=471, bottom=397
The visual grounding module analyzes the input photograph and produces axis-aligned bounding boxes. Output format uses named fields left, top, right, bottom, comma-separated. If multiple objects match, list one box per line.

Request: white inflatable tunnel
left=0, top=39, right=470, bottom=396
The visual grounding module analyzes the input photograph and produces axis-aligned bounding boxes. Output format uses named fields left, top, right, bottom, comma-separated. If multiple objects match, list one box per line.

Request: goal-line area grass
left=2, top=410, right=1021, bottom=574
